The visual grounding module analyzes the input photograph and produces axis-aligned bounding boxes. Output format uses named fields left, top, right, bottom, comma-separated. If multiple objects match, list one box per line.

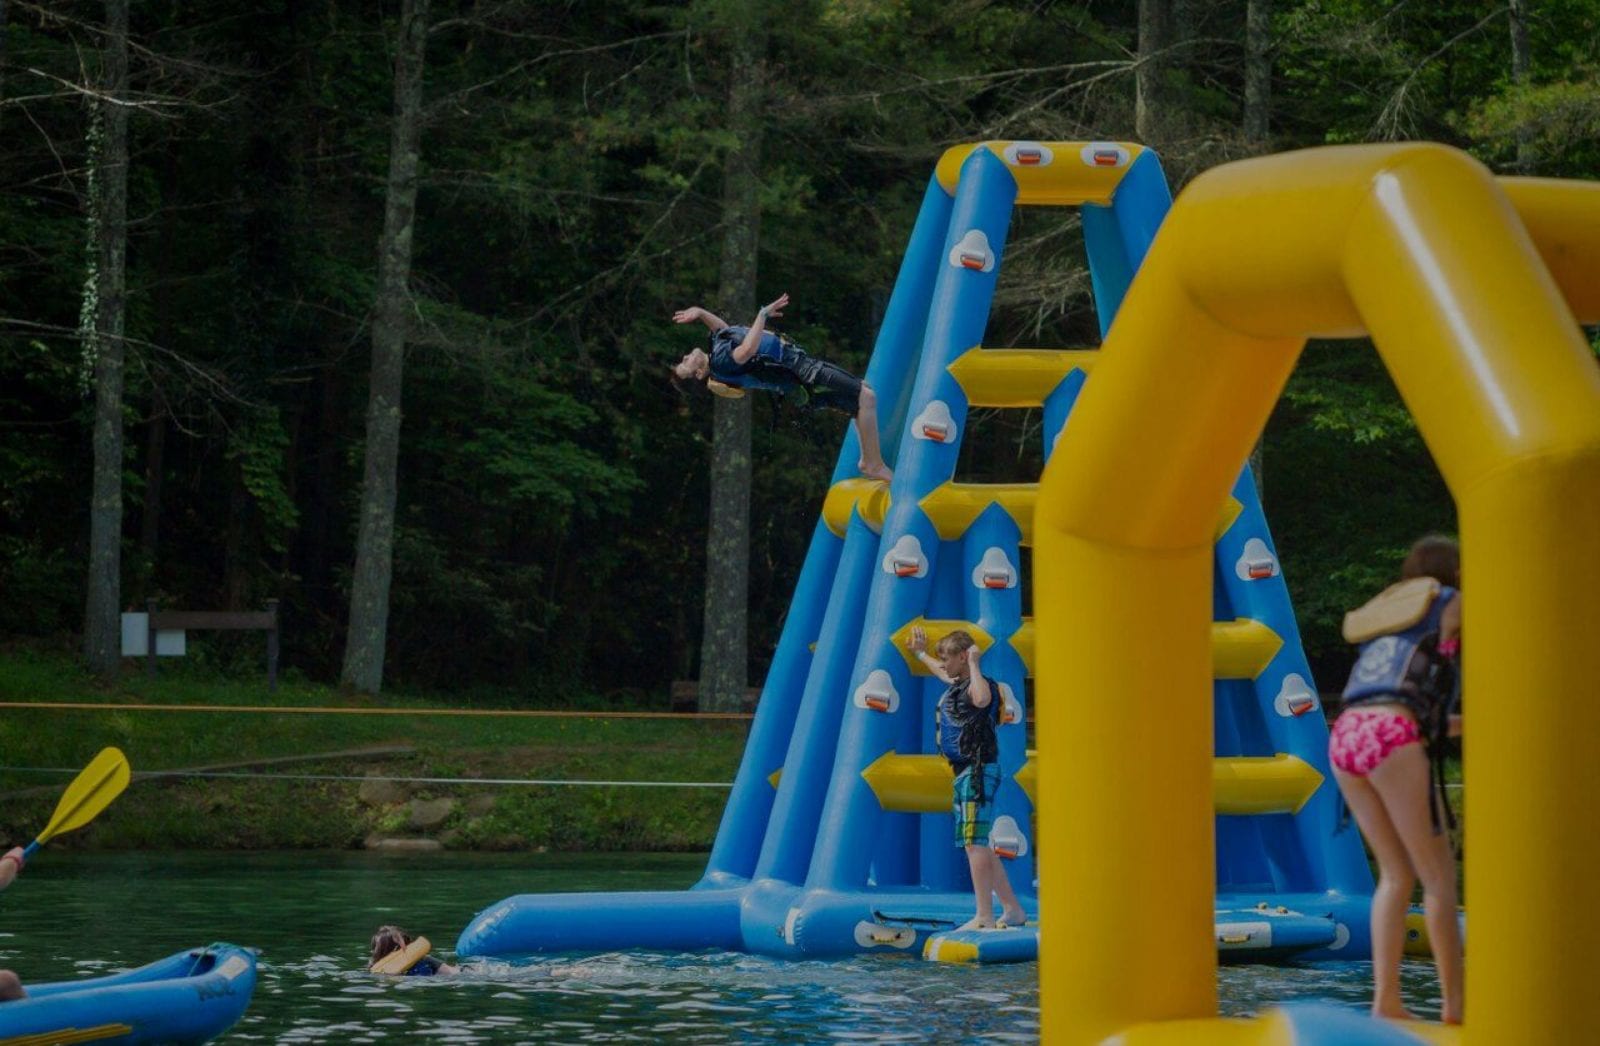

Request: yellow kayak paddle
left=21, top=747, right=132, bottom=859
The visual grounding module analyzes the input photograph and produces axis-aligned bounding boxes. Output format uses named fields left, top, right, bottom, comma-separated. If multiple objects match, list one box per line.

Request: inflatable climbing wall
left=457, top=141, right=1375, bottom=964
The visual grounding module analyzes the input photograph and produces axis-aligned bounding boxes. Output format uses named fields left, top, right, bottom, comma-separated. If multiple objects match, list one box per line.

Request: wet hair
left=669, top=342, right=712, bottom=398
left=936, top=630, right=977, bottom=658
left=1401, top=534, right=1460, bottom=589
left=369, top=925, right=412, bottom=966
left=670, top=370, right=709, bottom=399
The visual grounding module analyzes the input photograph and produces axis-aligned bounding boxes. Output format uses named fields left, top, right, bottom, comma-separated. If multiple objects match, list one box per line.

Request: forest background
left=4, top=0, right=1598, bottom=707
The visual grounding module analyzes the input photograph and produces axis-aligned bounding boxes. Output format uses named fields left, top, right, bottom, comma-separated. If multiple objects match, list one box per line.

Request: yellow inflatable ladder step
left=861, top=751, right=1322, bottom=817
left=946, top=347, right=1100, bottom=407
left=890, top=615, right=1282, bottom=681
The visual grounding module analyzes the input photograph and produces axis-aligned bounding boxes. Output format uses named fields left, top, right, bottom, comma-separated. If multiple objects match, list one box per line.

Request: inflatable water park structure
left=463, top=141, right=1600, bottom=1043
left=462, top=140, right=1367, bottom=961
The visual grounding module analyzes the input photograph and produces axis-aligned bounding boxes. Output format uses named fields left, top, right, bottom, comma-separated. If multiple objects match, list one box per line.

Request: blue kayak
left=0, top=943, right=256, bottom=1045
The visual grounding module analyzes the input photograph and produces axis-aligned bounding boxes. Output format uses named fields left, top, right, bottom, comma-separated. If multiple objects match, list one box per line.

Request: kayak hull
left=0, top=943, right=257, bottom=1045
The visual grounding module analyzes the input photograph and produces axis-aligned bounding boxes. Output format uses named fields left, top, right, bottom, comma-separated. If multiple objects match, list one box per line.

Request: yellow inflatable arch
left=1035, top=144, right=1600, bottom=1043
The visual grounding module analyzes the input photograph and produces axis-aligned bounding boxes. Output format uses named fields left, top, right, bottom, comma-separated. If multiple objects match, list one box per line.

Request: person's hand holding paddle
left=0, top=847, right=22, bottom=890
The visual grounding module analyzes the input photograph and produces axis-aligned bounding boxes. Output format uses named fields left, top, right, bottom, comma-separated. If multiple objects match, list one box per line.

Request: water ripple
left=1, top=852, right=1455, bottom=1042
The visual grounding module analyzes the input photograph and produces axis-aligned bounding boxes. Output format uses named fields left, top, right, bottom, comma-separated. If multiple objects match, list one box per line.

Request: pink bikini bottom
left=1328, top=706, right=1421, bottom=776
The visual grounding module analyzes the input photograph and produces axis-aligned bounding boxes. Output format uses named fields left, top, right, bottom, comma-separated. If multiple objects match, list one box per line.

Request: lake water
left=0, top=852, right=1448, bottom=1041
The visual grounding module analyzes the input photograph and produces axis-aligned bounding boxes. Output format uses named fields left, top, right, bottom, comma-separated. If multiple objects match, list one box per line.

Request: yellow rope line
left=0, top=701, right=753, bottom=720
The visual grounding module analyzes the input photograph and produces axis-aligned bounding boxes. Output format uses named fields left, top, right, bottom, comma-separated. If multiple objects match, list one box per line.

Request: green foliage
left=228, top=408, right=300, bottom=554
left=1266, top=345, right=1454, bottom=676
left=1280, top=345, right=1423, bottom=448
left=1464, top=74, right=1600, bottom=174
left=1, top=0, right=1595, bottom=699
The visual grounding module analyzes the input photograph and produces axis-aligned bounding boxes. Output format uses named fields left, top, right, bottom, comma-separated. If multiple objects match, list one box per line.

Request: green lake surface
left=0, top=852, right=1449, bottom=1041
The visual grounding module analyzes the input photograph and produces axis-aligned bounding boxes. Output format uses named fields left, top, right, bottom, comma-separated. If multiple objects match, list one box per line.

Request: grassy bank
left=0, top=648, right=747, bottom=853
left=0, top=646, right=1466, bottom=892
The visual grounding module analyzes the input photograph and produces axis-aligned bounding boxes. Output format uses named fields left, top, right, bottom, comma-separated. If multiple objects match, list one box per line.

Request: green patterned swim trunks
left=952, top=763, right=1002, bottom=847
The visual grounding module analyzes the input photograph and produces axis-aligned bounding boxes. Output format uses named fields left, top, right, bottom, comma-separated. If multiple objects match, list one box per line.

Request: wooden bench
left=146, top=599, right=281, bottom=692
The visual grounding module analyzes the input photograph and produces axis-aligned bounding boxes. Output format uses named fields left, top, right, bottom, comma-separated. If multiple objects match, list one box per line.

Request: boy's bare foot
left=999, top=908, right=1028, bottom=928
left=1374, top=1005, right=1420, bottom=1022
left=860, top=461, right=893, bottom=483
left=956, top=917, right=995, bottom=932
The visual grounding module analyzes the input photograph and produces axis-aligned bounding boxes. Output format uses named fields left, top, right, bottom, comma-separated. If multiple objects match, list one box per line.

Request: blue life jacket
left=1342, top=585, right=1457, bottom=713
left=708, top=326, right=802, bottom=392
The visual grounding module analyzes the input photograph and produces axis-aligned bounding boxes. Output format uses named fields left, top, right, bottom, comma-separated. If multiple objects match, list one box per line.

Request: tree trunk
left=82, top=0, right=131, bottom=679
left=1135, top=0, right=1171, bottom=144
left=697, top=5, right=766, bottom=714
left=1244, top=0, right=1272, bottom=148
left=1509, top=0, right=1533, bottom=172
left=341, top=0, right=429, bottom=694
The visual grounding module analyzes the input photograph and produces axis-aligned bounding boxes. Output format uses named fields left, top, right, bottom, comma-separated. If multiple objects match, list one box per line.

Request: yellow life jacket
left=370, top=935, right=431, bottom=975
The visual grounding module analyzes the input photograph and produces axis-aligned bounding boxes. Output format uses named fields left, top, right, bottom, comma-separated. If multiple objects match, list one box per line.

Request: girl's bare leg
left=1370, top=745, right=1464, bottom=1024
left=1335, top=764, right=1420, bottom=1021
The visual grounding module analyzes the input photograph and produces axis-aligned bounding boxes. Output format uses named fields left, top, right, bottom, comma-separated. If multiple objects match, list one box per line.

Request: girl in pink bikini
left=1330, top=535, right=1463, bottom=1025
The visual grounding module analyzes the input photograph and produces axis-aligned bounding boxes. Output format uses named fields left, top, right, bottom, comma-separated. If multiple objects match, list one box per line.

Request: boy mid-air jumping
left=671, top=293, right=891, bottom=482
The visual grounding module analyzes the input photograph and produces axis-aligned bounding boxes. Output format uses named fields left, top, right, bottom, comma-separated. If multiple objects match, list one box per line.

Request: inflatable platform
left=460, top=140, right=1375, bottom=965
left=0, top=943, right=257, bottom=1044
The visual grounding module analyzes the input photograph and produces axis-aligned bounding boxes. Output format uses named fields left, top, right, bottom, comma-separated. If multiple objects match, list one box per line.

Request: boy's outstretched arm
left=965, top=647, right=992, bottom=708
left=731, top=292, right=789, bottom=365
left=907, top=626, right=954, bottom=684
left=672, top=305, right=730, bottom=332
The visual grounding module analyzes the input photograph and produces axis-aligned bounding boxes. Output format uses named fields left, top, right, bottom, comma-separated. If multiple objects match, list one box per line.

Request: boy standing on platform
left=907, top=626, right=1028, bottom=930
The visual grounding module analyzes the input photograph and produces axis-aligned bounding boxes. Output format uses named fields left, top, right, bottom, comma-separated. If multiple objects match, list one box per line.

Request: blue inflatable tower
left=458, top=141, right=1375, bottom=964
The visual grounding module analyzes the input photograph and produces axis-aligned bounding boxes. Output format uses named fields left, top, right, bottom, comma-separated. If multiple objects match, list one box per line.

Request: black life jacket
left=938, top=675, right=1001, bottom=802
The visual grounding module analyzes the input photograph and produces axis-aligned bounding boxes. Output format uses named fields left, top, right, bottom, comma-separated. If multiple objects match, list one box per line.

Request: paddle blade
left=32, top=746, right=131, bottom=849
